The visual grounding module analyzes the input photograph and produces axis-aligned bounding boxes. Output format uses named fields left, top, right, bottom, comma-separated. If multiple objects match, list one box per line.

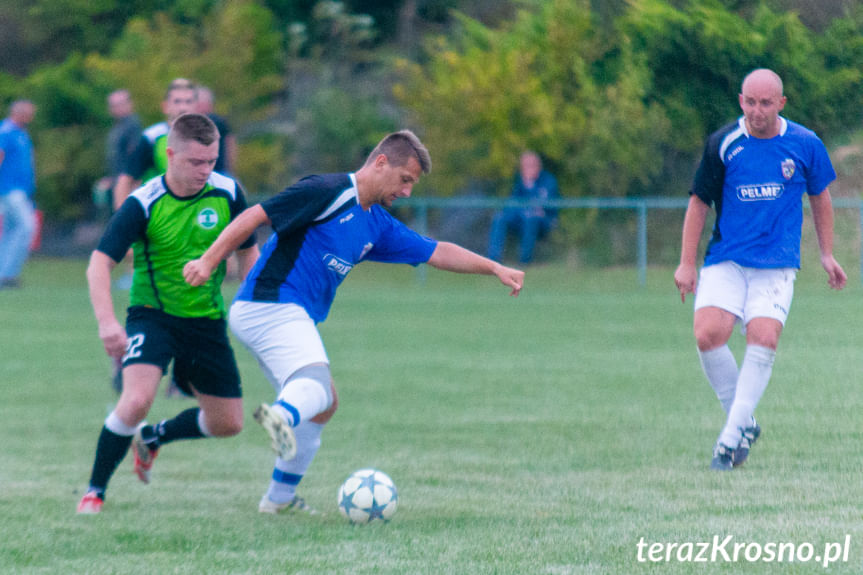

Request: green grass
left=3, top=257, right=863, bottom=574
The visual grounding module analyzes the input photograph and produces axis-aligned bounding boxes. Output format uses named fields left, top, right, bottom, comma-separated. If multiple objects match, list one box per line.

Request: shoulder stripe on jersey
left=314, top=175, right=358, bottom=222
left=142, top=122, right=169, bottom=144
left=719, top=119, right=748, bottom=164
left=208, top=171, right=238, bottom=199
left=130, top=177, right=168, bottom=217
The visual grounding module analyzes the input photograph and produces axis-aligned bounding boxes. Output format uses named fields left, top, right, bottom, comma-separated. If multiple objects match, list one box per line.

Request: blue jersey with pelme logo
left=691, top=116, right=835, bottom=269
left=235, top=173, right=437, bottom=323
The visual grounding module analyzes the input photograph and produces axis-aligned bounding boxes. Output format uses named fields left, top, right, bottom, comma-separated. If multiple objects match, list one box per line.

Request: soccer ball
left=337, top=468, right=398, bottom=524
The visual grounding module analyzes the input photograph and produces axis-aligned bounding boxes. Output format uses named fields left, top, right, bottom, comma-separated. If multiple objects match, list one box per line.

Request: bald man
left=674, top=69, right=846, bottom=471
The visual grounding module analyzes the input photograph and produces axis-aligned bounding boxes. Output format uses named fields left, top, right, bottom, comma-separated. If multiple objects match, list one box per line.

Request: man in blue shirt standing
left=674, top=69, right=846, bottom=471
left=488, top=150, right=559, bottom=264
left=0, top=100, right=37, bottom=289
left=184, top=130, right=524, bottom=514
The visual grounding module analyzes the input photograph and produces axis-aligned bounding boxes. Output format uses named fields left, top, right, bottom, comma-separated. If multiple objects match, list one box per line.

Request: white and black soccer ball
left=337, top=468, right=398, bottom=524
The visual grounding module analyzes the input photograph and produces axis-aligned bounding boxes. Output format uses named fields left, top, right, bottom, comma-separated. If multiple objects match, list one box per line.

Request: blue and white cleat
left=710, top=443, right=735, bottom=471
left=732, top=421, right=761, bottom=467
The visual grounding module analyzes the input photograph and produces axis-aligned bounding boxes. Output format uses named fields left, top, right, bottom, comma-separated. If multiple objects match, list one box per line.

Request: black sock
left=144, top=408, right=205, bottom=449
left=87, top=426, right=133, bottom=497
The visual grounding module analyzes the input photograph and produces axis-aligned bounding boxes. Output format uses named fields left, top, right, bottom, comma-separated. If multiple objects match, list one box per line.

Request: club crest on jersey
left=781, top=158, right=796, bottom=180
left=736, top=183, right=784, bottom=201
left=324, top=253, right=353, bottom=276
left=197, top=208, right=218, bottom=229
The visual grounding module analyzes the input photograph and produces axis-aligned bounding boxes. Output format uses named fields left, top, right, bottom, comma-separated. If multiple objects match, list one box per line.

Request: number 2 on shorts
left=123, top=333, right=145, bottom=362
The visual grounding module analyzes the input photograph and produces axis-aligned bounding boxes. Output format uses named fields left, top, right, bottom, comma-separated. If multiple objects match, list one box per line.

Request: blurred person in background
left=196, top=85, right=237, bottom=177
left=488, top=150, right=559, bottom=264
left=93, top=90, right=141, bottom=221
left=197, top=85, right=240, bottom=281
left=112, top=78, right=198, bottom=210
left=0, top=100, right=37, bottom=289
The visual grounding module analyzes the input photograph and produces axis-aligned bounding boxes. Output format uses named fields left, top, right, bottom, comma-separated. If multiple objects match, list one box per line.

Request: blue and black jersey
left=691, top=116, right=835, bottom=269
left=235, top=173, right=438, bottom=323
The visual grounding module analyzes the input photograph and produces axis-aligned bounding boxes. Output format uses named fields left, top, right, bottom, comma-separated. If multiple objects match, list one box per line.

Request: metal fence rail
left=403, top=196, right=863, bottom=286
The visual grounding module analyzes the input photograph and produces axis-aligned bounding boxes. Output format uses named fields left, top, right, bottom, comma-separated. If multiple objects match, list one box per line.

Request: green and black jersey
left=124, top=122, right=169, bottom=183
left=98, top=172, right=255, bottom=319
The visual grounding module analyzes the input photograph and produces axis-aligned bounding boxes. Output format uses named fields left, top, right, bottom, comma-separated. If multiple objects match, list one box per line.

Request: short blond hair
left=365, top=130, right=432, bottom=174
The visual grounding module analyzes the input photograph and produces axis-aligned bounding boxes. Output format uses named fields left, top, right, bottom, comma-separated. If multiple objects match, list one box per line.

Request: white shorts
left=694, top=261, right=797, bottom=326
left=229, top=300, right=329, bottom=393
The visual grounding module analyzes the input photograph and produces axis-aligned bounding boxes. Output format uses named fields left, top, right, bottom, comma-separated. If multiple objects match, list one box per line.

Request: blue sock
left=265, top=422, right=324, bottom=504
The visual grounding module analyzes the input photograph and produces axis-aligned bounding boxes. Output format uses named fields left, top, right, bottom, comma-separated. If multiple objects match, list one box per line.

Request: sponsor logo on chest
left=736, top=183, right=784, bottom=202
left=324, top=253, right=353, bottom=276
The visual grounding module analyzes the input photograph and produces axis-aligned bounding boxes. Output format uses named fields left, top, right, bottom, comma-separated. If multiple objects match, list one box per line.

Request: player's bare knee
left=117, top=395, right=153, bottom=424
left=745, top=319, right=782, bottom=350
left=204, top=412, right=243, bottom=437
left=694, top=327, right=727, bottom=352
left=216, top=421, right=243, bottom=437
left=221, top=414, right=244, bottom=437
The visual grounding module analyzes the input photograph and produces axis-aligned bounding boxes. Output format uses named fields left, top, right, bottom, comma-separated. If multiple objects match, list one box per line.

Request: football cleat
left=132, top=427, right=159, bottom=484
left=76, top=491, right=104, bottom=514
left=253, top=403, right=297, bottom=460
left=710, top=443, right=735, bottom=471
left=732, top=421, right=761, bottom=467
left=258, top=495, right=319, bottom=515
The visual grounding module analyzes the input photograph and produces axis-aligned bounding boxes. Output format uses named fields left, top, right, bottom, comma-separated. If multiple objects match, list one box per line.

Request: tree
left=83, top=1, right=287, bottom=197
left=395, top=0, right=671, bottom=198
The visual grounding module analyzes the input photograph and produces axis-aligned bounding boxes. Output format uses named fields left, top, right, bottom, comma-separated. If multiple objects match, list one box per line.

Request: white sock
left=265, top=422, right=324, bottom=504
left=698, top=344, right=739, bottom=414
left=718, top=345, right=775, bottom=448
left=197, top=409, right=213, bottom=438
left=105, top=411, right=138, bottom=436
left=274, top=376, right=330, bottom=427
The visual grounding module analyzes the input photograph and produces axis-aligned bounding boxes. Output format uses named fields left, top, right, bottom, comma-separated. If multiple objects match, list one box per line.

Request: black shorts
left=123, top=306, right=242, bottom=398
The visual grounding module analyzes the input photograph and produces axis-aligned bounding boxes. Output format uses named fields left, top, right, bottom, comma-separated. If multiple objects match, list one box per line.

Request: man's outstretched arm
left=427, top=241, right=524, bottom=296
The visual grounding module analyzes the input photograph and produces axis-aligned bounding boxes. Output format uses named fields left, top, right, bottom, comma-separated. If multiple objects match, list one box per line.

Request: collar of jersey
left=738, top=115, right=788, bottom=139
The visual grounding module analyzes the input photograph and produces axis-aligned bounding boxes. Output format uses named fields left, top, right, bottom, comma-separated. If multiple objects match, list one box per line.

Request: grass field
left=3, top=257, right=863, bottom=574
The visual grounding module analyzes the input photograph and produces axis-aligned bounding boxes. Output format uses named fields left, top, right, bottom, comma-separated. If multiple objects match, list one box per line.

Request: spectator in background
left=196, top=85, right=237, bottom=176
left=94, top=90, right=141, bottom=219
left=112, top=78, right=198, bottom=210
left=197, top=85, right=242, bottom=282
left=0, top=100, right=37, bottom=289
left=488, top=151, right=559, bottom=264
